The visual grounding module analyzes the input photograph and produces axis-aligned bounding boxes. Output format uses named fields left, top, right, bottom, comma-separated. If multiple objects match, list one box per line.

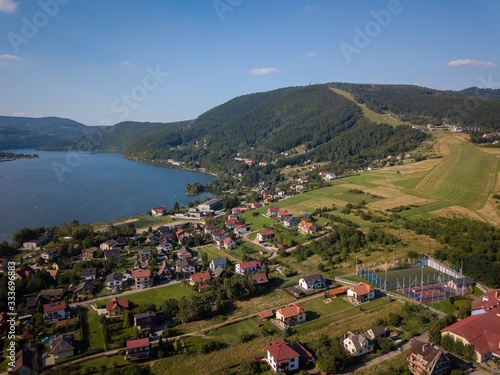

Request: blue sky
left=0, top=0, right=499, bottom=125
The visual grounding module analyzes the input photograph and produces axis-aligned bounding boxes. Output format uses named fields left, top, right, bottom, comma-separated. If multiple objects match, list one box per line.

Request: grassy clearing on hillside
left=330, top=87, right=405, bottom=126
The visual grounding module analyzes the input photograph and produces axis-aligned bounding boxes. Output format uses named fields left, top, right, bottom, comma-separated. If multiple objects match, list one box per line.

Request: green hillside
left=0, top=116, right=91, bottom=149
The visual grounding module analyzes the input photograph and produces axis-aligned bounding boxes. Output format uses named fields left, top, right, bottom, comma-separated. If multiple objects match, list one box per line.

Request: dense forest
left=402, top=218, right=500, bottom=287
left=329, top=83, right=500, bottom=131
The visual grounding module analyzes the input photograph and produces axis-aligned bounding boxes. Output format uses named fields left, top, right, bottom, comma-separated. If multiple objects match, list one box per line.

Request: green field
left=97, top=283, right=196, bottom=309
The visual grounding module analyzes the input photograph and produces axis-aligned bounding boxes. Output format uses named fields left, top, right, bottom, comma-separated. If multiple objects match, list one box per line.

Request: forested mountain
left=329, top=83, right=500, bottom=129
left=0, top=116, right=94, bottom=149
left=11, top=82, right=500, bottom=173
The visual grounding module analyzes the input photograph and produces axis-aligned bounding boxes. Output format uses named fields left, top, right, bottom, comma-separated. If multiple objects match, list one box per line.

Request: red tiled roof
left=133, top=269, right=150, bottom=278
left=223, top=237, right=235, bottom=244
left=258, top=229, right=274, bottom=236
left=266, top=340, right=300, bottom=363
left=106, top=297, right=129, bottom=311
left=350, top=282, right=374, bottom=296
left=267, top=206, right=279, bottom=212
left=191, top=271, right=211, bottom=284
left=235, top=224, right=247, bottom=230
left=259, top=310, right=274, bottom=319
left=329, top=288, right=346, bottom=296
left=126, top=338, right=150, bottom=350
left=277, top=303, right=305, bottom=319
left=43, top=301, right=66, bottom=314
left=238, top=260, right=261, bottom=270
left=442, top=310, right=500, bottom=356
left=252, top=273, right=268, bottom=284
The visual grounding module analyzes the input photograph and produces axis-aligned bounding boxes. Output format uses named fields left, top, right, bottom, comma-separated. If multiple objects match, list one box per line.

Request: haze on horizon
left=0, top=0, right=499, bottom=126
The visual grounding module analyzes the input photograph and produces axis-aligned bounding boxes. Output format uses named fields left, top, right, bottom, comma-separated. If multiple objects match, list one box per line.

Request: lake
left=0, top=150, right=214, bottom=242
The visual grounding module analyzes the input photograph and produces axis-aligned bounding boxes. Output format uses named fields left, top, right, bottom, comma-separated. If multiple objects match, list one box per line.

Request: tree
left=123, top=310, right=133, bottom=328
left=173, top=201, right=181, bottom=213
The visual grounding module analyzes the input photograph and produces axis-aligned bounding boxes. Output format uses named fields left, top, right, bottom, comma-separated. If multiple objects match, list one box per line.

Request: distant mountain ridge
left=0, top=116, right=99, bottom=149
left=5, top=83, right=500, bottom=173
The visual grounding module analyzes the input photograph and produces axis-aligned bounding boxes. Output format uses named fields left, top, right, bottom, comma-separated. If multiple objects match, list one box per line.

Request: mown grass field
left=97, top=282, right=196, bottom=309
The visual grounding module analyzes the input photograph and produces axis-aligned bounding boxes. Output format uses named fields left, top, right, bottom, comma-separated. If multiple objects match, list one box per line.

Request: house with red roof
left=235, top=260, right=261, bottom=276
left=151, top=206, right=167, bottom=216
left=190, top=271, right=211, bottom=287
left=278, top=209, right=291, bottom=220
left=133, top=269, right=151, bottom=289
left=265, top=339, right=315, bottom=373
left=223, top=237, right=236, bottom=249
left=225, top=219, right=238, bottom=230
left=212, top=230, right=228, bottom=242
left=257, top=229, right=275, bottom=243
left=126, top=337, right=151, bottom=362
left=106, top=297, right=129, bottom=316
left=252, top=272, right=269, bottom=291
left=347, top=282, right=375, bottom=304
left=276, top=303, right=306, bottom=327
left=43, top=301, right=67, bottom=322
left=267, top=206, right=279, bottom=216
left=234, top=224, right=247, bottom=235
left=441, top=289, right=500, bottom=362
left=298, top=220, right=316, bottom=235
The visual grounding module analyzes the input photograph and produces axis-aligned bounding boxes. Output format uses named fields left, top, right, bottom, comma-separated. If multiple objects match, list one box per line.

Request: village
left=3, top=173, right=499, bottom=375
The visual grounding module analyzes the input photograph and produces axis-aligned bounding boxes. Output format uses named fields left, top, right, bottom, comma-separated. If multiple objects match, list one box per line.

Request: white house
left=347, top=282, right=375, bottom=304
left=106, top=272, right=123, bottom=289
left=266, top=339, right=300, bottom=373
left=298, top=274, right=326, bottom=290
left=235, top=260, right=261, bottom=276
left=343, top=331, right=374, bottom=356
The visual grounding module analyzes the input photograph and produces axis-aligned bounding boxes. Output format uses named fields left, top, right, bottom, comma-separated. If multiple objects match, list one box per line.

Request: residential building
left=100, top=240, right=118, bottom=251
left=276, top=303, right=306, bottom=326
left=41, top=247, right=59, bottom=262
left=225, top=219, right=238, bottom=229
left=343, top=331, right=374, bottom=356
left=406, top=339, right=451, bottom=375
left=265, top=339, right=300, bottom=373
left=106, top=272, right=123, bottom=289
left=49, top=334, right=75, bottom=359
left=175, top=259, right=196, bottom=274
left=151, top=206, right=167, bottom=216
left=298, top=220, right=316, bottom=235
left=223, top=237, right=236, bottom=249
left=133, top=269, right=151, bottom=289
left=252, top=272, right=269, bottom=290
left=82, top=247, right=99, bottom=261
left=329, top=287, right=346, bottom=298
left=176, top=246, right=193, bottom=260
left=126, top=337, right=151, bottom=362
left=13, top=346, right=37, bottom=375
left=80, top=268, right=97, bottom=280
left=282, top=216, right=299, bottom=228
left=190, top=271, right=211, bottom=286
left=104, top=247, right=121, bottom=260
left=145, top=232, right=159, bottom=243
left=212, top=230, right=228, bottom=242
left=257, top=229, right=275, bottom=243
left=204, top=224, right=217, bottom=234
left=106, top=297, right=129, bottom=316
left=366, top=325, right=387, bottom=340
left=267, top=206, right=279, bottom=216
left=298, top=274, right=326, bottom=290
left=138, top=249, right=152, bottom=263
left=134, top=311, right=157, bottom=333
left=234, top=224, right=247, bottom=234
left=209, top=257, right=226, bottom=271
left=43, top=302, right=67, bottom=322
left=200, top=216, right=215, bottom=225
left=235, top=260, right=261, bottom=276
left=68, top=280, right=94, bottom=297
left=278, top=209, right=291, bottom=220
left=347, top=282, right=375, bottom=304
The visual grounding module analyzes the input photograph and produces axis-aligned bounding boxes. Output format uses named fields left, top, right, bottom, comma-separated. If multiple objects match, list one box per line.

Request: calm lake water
left=0, top=150, right=213, bottom=242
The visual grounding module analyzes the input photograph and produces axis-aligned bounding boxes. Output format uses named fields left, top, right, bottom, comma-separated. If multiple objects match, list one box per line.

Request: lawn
left=79, top=307, right=106, bottom=352
left=97, top=283, right=196, bottom=309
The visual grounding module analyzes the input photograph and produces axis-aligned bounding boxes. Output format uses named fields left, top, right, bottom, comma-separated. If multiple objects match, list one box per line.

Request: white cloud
left=121, top=60, right=133, bottom=67
left=0, top=0, right=18, bottom=13
left=446, top=59, right=496, bottom=68
left=0, top=54, right=22, bottom=66
left=247, top=67, right=280, bottom=75
left=13, top=112, right=25, bottom=116
left=307, top=52, right=317, bottom=57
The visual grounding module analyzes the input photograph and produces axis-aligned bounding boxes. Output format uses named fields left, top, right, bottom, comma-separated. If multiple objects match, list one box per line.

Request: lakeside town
left=2, top=154, right=499, bottom=375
